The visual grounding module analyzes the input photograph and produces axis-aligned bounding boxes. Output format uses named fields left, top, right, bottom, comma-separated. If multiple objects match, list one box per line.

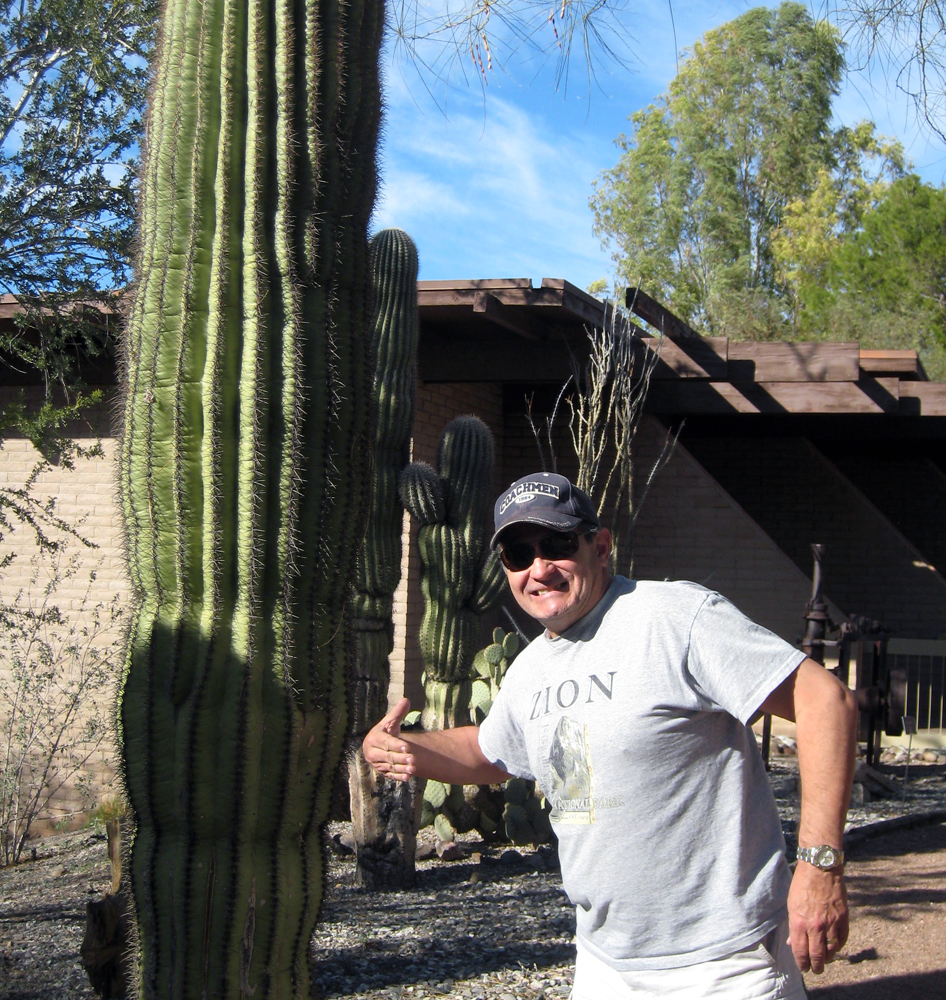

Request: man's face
left=499, top=524, right=612, bottom=637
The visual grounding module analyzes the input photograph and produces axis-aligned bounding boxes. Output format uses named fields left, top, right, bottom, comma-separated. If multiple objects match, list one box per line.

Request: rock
left=922, top=749, right=940, bottom=763
left=776, top=737, right=797, bottom=755
left=850, top=782, right=870, bottom=805
left=499, top=849, right=524, bottom=865
left=329, top=832, right=355, bottom=857
left=415, top=840, right=437, bottom=860
left=854, top=763, right=901, bottom=798
left=436, top=841, right=464, bottom=861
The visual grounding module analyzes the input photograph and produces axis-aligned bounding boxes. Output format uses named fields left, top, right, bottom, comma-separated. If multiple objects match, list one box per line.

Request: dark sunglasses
left=499, top=530, right=588, bottom=572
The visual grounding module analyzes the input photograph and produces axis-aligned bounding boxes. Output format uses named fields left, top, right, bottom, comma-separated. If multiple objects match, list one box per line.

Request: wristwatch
left=796, top=844, right=844, bottom=870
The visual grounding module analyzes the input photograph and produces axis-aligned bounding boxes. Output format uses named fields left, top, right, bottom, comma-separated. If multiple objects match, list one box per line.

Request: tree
left=591, top=3, right=849, bottom=338
left=831, top=1, right=946, bottom=142
left=0, top=0, right=157, bottom=394
left=777, top=171, right=946, bottom=376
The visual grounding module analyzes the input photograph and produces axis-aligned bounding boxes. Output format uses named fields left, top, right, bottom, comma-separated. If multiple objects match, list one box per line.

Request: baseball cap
left=491, top=472, right=600, bottom=549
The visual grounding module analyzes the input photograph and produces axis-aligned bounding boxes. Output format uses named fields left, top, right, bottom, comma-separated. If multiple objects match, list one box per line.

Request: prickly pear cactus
left=470, top=627, right=520, bottom=724
left=398, top=415, right=506, bottom=730
left=502, top=777, right=553, bottom=846
left=349, top=228, right=420, bottom=734
left=419, top=628, right=552, bottom=849
left=117, top=0, right=383, bottom=995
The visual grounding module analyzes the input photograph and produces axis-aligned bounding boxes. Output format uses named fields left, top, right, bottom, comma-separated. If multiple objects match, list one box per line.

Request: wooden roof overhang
left=417, top=281, right=946, bottom=438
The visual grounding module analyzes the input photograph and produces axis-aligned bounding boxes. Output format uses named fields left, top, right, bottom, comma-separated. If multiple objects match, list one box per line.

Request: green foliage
left=775, top=168, right=946, bottom=377
left=592, top=3, right=845, bottom=337
left=349, top=228, right=421, bottom=735
left=592, top=1, right=946, bottom=374
left=1, top=544, right=125, bottom=865
left=0, top=0, right=156, bottom=392
left=117, top=0, right=383, bottom=995
left=399, top=415, right=506, bottom=730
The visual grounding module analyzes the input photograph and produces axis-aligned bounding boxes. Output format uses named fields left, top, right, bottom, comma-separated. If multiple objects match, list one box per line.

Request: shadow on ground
left=808, top=968, right=946, bottom=999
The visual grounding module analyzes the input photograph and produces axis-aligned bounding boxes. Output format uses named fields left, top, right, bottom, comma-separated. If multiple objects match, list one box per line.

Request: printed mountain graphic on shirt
left=548, top=717, right=594, bottom=824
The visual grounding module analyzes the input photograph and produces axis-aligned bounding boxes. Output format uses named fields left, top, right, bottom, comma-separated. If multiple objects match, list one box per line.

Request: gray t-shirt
left=478, top=577, right=806, bottom=970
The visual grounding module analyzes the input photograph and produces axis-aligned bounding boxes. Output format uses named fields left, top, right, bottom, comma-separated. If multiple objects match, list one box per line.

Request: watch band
left=796, top=844, right=844, bottom=870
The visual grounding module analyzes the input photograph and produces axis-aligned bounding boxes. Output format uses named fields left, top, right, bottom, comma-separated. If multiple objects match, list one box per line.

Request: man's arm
left=362, top=697, right=512, bottom=786
left=760, top=657, right=858, bottom=976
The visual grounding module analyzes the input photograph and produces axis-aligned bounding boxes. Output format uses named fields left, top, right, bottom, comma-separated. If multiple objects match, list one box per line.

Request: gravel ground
left=1, top=755, right=944, bottom=1000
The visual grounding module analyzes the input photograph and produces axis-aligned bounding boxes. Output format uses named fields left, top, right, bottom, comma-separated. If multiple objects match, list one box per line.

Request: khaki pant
left=571, top=920, right=807, bottom=999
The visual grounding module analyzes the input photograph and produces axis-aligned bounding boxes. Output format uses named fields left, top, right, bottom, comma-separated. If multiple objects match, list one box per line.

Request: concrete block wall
left=631, top=416, right=823, bottom=643
left=685, top=435, right=946, bottom=637
left=829, top=455, right=946, bottom=577
left=387, top=381, right=505, bottom=708
left=0, top=387, right=128, bottom=826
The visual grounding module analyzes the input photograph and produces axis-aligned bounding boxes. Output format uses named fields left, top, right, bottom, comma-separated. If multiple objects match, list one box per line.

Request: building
left=2, top=281, right=944, bottom=824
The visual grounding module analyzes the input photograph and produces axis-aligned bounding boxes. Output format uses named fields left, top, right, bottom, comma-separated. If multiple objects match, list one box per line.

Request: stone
left=922, top=749, right=940, bottom=762
left=436, top=841, right=464, bottom=861
left=329, top=832, right=355, bottom=857
left=415, top=840, right=437, bottom=860
left=850, top=782, right=870, bottom=805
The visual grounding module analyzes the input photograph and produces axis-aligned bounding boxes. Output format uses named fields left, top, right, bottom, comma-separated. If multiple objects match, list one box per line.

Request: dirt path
left=804, top=819, right=946, bottom=999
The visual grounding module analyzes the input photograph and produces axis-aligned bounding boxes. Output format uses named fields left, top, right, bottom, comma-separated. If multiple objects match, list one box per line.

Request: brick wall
left=0, top=387, right=128, bottom=827
left=631, top=416, right=824, bottom=643
left=829, top=455, right=946, bottom=577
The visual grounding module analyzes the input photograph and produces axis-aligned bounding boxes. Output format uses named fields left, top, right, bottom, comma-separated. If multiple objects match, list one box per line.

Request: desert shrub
left=0, top=544, right=125, bottom=865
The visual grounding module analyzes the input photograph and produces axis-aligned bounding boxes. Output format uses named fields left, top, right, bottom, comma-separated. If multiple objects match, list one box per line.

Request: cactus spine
left=117, top=0, right=382, bottom=995
left=399, top=416, right=506, bottom=731
left=349, top=229, right=420, bottom=733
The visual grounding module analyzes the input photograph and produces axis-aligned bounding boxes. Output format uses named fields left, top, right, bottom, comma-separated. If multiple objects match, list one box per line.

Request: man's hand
left=787, top=862, right=849, bottom=974
left=363, top=697, right=416, bottom=782
left=362, top=698, right=513, bottom=786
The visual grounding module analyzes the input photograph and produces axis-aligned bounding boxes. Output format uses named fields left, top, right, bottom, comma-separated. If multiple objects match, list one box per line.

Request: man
left=364, top=472, right=857, bottom=999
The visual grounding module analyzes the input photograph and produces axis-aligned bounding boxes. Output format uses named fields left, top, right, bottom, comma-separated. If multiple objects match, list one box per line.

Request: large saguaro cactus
left=117, top=0, right=383, bottom=996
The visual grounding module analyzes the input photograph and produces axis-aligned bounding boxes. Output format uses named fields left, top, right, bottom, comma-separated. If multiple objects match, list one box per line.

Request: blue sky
left=373, top=1, right=946, bottom=292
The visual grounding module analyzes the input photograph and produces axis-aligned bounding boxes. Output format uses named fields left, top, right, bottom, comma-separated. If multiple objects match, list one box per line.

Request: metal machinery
left=762, top=544, right=906, bottom=767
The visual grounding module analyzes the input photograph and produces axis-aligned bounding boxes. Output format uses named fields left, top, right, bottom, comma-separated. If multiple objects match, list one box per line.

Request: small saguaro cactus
left=398, top=415, right=507, bottom=731
left=349, top=228, right=421, bottom=734
left=117, top=0, right=383, bottom=995
left=347, top=227, right=422, bottom=891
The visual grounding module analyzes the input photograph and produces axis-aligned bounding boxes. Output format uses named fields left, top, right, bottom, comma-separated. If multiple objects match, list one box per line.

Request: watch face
left=816, top=846, right=839, bottom=868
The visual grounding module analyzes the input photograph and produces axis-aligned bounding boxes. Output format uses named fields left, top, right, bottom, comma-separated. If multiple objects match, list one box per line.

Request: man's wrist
left=796, top=844, right=845, bottom=871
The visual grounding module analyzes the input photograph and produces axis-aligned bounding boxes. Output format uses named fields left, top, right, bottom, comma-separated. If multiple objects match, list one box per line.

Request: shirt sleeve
left=686, top=591, right=807, bottom=725
left=477, top=671, right=536, bottom=780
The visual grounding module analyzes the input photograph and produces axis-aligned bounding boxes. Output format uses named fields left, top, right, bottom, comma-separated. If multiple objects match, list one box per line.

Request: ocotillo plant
left=347, top=228, right=421, bottom=891
left=118, top=0, right=382, bottom=997
left=349, top=228, right=420, bottom=734
left=399, top=415, right=506, bottom=730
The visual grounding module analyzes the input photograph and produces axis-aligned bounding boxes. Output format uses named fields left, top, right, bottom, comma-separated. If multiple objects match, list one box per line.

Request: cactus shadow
left=312, top=856, right=576, bottom=994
